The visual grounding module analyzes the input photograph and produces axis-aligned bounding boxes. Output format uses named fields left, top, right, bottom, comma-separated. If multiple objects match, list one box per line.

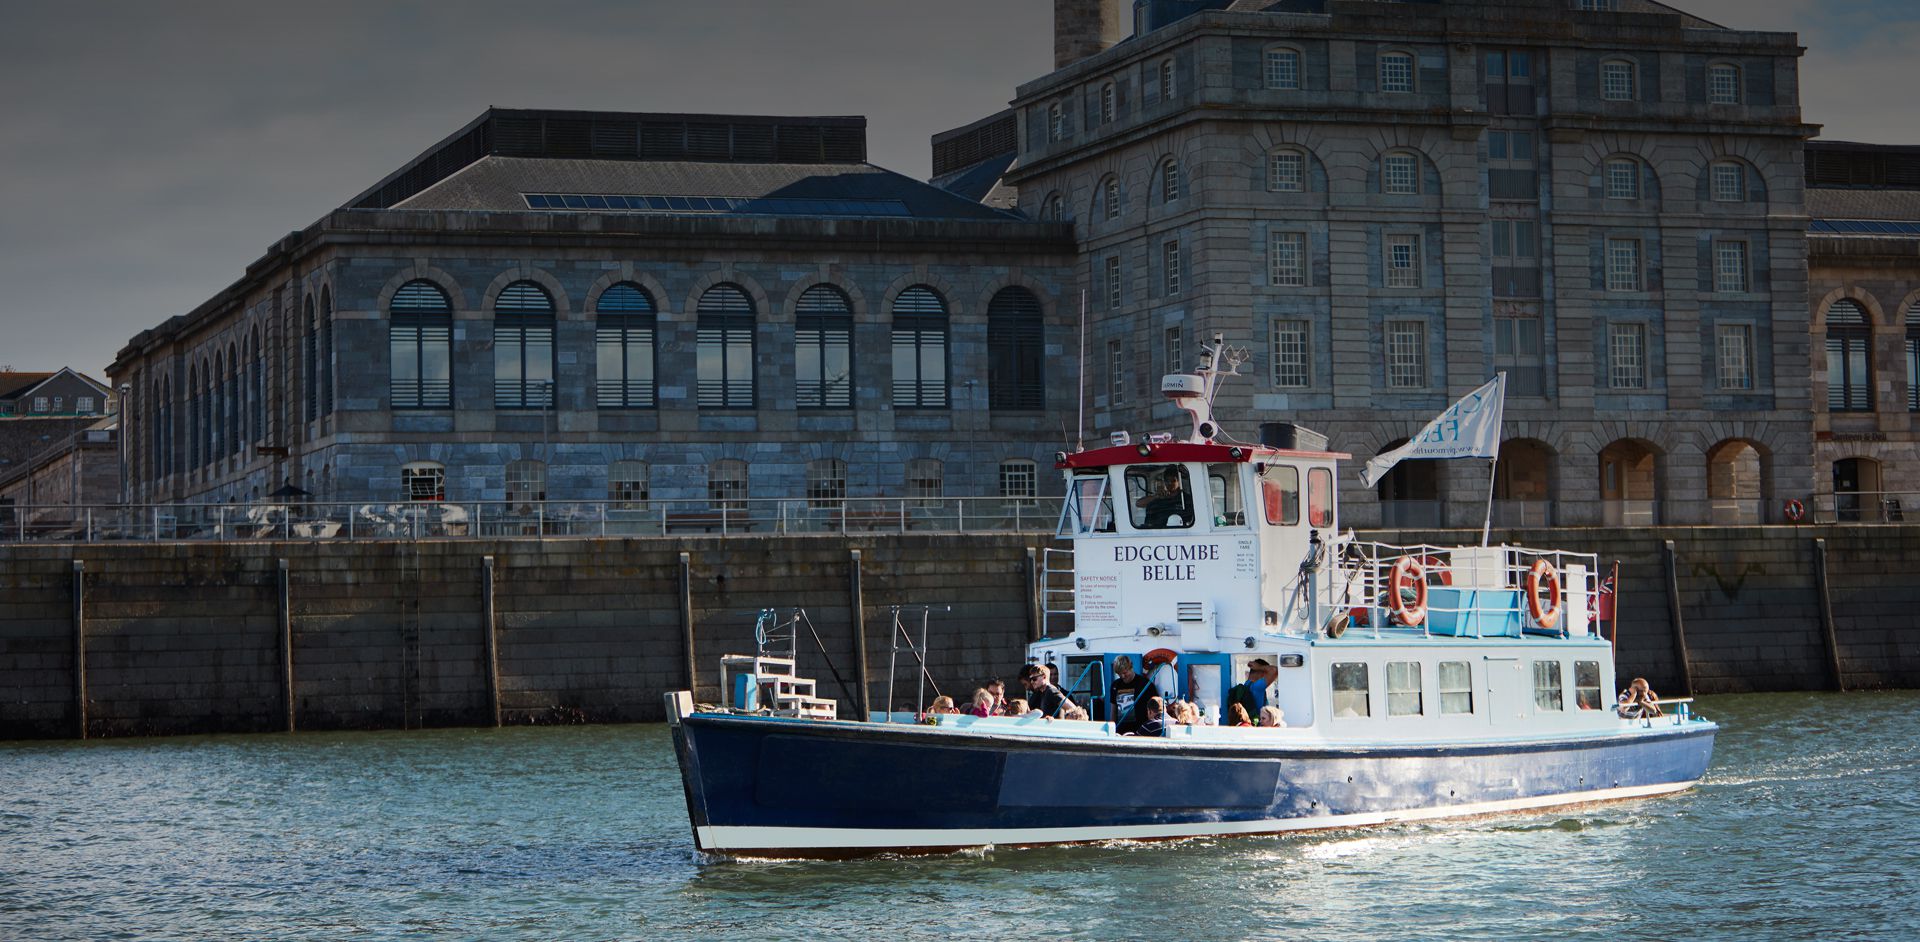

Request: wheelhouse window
left=1125, top=464, right=1194, bottom=529
left=1262, top=465, right=1300, bottom=526
left=987, top=287, right=1045, bottom=411
left=891, top=286, right=949, bottom=408
left=389, top=281, right=453, bottom=409
left=1439, top=661, right=1473, bottom=714
left=1827, top=300, right=1872, bottom=412
left=494, top=281, right=556, bottom=409
left=402, top=461, right=445, bottom=501
left=1308, top=467, right=1334, bottom=528
left=1064, top=473, right=1115, bottom=533
left=1332, top=662, right=1370, bottom=718
left=1207, top=466, right=1246, bottom=527
left=1532, top=660, right=1564, bottom=711
left=795, top=285, right=854, bottom=409
left=1387, top=661, right=1423, bottom=716
left=697, top=284, right=756, bottom=408
left=1574, top=661, right=1603, bottom=710
left=596, top=282, right=657, bottom=409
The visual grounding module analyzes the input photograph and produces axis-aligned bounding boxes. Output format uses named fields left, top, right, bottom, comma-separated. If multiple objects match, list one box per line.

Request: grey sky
left=0, top=0, right=1911, bottom=380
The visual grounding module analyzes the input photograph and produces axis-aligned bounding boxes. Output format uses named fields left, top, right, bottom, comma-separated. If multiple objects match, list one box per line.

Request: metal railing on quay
left=0, top=496, right=1056, bottom=544
left=1812, top=490, right=1920, bottom=524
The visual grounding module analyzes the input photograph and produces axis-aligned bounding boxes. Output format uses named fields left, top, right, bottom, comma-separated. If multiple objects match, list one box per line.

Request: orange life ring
left=1143, top=647, right=1180, bottom=668
left=1388, top=556, right=1428, bottom=627
left=1783, top=499, right=1806, bottom=522
left=1525, top=558, right=1562, bottom=629
left=1419, top=554, right=1453, bottom=586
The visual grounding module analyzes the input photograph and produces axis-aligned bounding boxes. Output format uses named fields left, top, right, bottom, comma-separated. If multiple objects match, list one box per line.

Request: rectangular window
left=390, top=321, right=452, bottom=409
left=1605, top=237, right=1643, bottom=291
left=1105, top=256, right=1123, bottom=310
left=494, top=314, right=556, bottom=409
left=794, top=322, right=852, bottom=409
left=999, top=461, right=1037, bottom=501
left=891, top=322, right=949, bottom=409
left=1100, top=83, right=1116, bottom=123
left=1709, top=64, right=1740, bottom=104
left=1332, top=662, right=1370, bottom=718
left=1532, top=660, right=1564, bottom=711
left=1574, top=661, right=1603, bottom=710
left=697, top=321, right=755, bottom=408
left=596, top=320, right=657, bottom=408
left=1108, top=339, right=1127, bottom=405
left=1380, top=52, right=1413, bottom=93
left=1609, top=323, right=1647, bottom=389
left=1308, top=466, right=1334, bottom=528
left=1439, top=661, right=1473, bottom=714
left=1160, top=59, right=1176, bottom=99
left=403, top=464, right=446, bottom=501
left=908, top=461, right=943, bottom=501
left=1163, top=240, right=1181, bottom=295
left=1262, top=465, right=1300, bottom=526
left=1270, top=152, right=1304, bottom=192
left=1271, top=320, right=1310, bottom=387
left=1711, top=163, right=1745, bottom=202
left=1265, top=49, right=1300, bottom=89
left=1489, top=129, right=1507, bottom=160
left=1104, top=178, right=1121, bottom=220
left=76, top=396, right=94, bottom=413
left=1605, top=160, right=1639, bottom=199
left=1386, top=320, right=1426, bottom=388
left=1270, top=231, right=1306, bottom=287
left=1715, top=241, right=1749, bottom=293
left=1495, top=315, right=1545, bottom=396
left=1601, top=60, right=1635, bottom=101
left=1717, top=323, right=1754, bottom=390
left=1491, top=220, right=1538, bottom=260
left=1384, top=154, right=1418, bottom=194
left=1048, top=101, right=1066, bottom=141
left=1387, top=661, right=1423, bottom=716
left=1387, top=234, right=1422, bottom=289
left=1164, top=326, right=1183, bottom=374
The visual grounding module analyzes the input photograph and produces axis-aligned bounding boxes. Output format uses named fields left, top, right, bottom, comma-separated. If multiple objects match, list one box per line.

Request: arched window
left=708, top=459, right=748, bottom=510
left=1269, top=148, right=1307, bottom=193
left=906, top=458, right=943, bottom=502
left=1042, top=191, right=1064, bottom=221
left=1158, top=58, right=1176, bottom=100
left=608, top=459, right=648, bottom=505
left=1599, top=439, right=1660, bottom=525
left=1099, top=175, right=1122, bottom=221
left=795, top=285, right=853, bottom=409
left=319, top=287, right=334, bottom=417
left=1379, top=51, right=1414, bottom=93
left=1265, top=46, right=1301, bottom=89
left=1708, top=160, right=1747, bottom=203
left=249, top=325, right=264, bottom=444
left=225, top=343, right=239, bottom=456
left=1604, top=157, right=1642, bottom=199
left=1601, top=57, right=1637, bottom=101
left=1383, top=151, right=1419, bottom=195
left=1826, top=299, right=1872, bottom=413
left=1160, top=159, right=1181, bottom=202
left=987, top=287, right=1045, bottom=411
left=494, top=281, right=555, bottom=409
left=402, top=460, right=445, bottom=501
left=1907, top=302, right=1920, bottom=412
left=697, top=284, right=756, bottom=408
left=302, top=294, right=317, bottom=424
left=390, top=280, right=453, bottom=409
left=1706, top=440, right=1765, bottom=524
left=596, top=282, right=656, bottom=409
left=212, top=350, right=225, bottom=461
left=505, top=459, right=546, bottom=507
left=1708, top=62, right=1741, bottom=104
left=891, top=286, right=949, bottom=408
left=806, top=458, right=847, bottom=508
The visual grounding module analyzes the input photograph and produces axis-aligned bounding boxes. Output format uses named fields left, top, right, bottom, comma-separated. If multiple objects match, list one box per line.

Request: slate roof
left=929, top=151, right=1019, bottom=209
left=1808, top=187, right=1920, bottom=222
left=0, top=372, right=55, bottom=401
left=392, top=155, right=1017, bottom=221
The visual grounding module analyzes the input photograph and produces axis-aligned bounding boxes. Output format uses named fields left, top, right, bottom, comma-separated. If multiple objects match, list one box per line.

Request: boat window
left=1386, top=661, right=1423, bottom=716
left=1439, top=661, right=1473, bottom=714
left=1332, top=662, right=1370, bottom=717
left=1532, top=660, right=1564, bottom=711
left=1208, top=467, right=1247, bottom=527
left=1126, top=464, right=1195, bottom=529
left=1307, top=467, right=1334, bottom=528
left=1062, top=474, right=1116, bottom=534
left=1574, top=660, right=1603, bottom=710
left=1262, top=465, right=1300, bottom=526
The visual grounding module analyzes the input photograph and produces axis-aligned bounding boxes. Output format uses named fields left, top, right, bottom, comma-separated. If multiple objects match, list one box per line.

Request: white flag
left=1360, top=373, right=1507, bottom=488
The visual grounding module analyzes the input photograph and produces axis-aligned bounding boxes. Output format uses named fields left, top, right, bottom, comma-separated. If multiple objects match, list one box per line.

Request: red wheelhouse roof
left=1056, top=441, right=1350, bottom=469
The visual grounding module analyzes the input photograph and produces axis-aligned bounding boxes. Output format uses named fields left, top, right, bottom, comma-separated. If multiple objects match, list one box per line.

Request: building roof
left=393, top=155, right=1016, bottom=221
left=1808, top=189, right=1920, bottom=222
left=0, top=372, right=55, bottom=400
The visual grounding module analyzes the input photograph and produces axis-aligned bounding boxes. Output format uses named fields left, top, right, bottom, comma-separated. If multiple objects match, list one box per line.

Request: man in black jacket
left=1018, top=663, right=1076, bottom=718
left=1109, top=655, right=1158, bottom=734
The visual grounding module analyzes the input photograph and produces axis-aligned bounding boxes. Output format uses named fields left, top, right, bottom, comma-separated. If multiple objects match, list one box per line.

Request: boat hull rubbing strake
left=667, top=712, right=1714, bottom=858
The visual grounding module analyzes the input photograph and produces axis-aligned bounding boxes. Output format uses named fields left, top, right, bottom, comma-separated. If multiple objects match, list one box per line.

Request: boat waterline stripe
left=695, top=780, right=1697, bottom=850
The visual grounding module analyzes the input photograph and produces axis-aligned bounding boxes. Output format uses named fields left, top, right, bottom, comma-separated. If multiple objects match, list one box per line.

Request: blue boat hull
left=669, top=713, right=1715, bottom=857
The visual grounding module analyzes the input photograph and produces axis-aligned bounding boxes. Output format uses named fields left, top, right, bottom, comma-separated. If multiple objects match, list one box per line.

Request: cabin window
left=1064, top=474, right=1116, bottom=533
left=1574, top=660, right=1603, bottom=710
left=1532, top=660, right=1564, bottom=711
left=1332, top=662, right=1370, bottom=717
left=1262, top=465, right=1300, bottom=526
left=1207, top=467, right=1246, bottom=527
left=1439, top=660, right=1473, bottom=714
left=1126, top=464, right=1195, bottom=529
left=1307, top=467, right=1334, bottom=528
left=1386, top=661, right=1423, bottom=716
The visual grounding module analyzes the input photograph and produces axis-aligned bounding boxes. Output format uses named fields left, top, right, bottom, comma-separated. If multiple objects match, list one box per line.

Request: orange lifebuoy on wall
left=1526, top=558, right=1562, bottom=629
left=1783, top=499, right=1806, bottom=522
left=1143, top=647, right=1180, bottom=668
left=1388, top=556, right=1429, bottom=627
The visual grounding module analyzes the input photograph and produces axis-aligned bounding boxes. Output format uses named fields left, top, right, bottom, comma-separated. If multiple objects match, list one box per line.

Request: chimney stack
left=1054, top=0, right=1124, bottom=70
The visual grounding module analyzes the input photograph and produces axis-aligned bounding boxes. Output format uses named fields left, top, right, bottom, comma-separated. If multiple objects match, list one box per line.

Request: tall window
left=1601, top=58, right=1636, bottom=101
left=1575, top=661, right=1604, bottom=710
left=697, top=284, right=756, bottom=408
left=1379, top=51, right=1414, bottom=93
left=1495, top=313, right=1544, bottom=396
left=1107, top=339, right=1127, bottom=405
left=1604, top=158, right=1640, bottom=199
left=1269, top=150, right=1305, bottom=192
left=493, top=281, right=555, bottom=409
left=806, top=458, right=847, bottom=508
left=1826, top=299, right=1872, bottom=412
left=795, top=285, right=854, bottom=409
left=1161, top=160, right=1180, bottom=202
left=505, top=459, right=547, bottom=506
left=1387, top=321, right=1427, bottom=388
left=1491, top=220, right=1538, bottom=263
left=319, top=288, right=334, bottom=418
left=1908, top=302, right=1920, bottom=412
left=1710, top=162, right=1745, bottom=202
left=1047, top=100, right=1066, bottom=142
left=1387, top=661, right=1423, bottom=717
left=1439, top=661, right=1473, bottom=714
left=1105, top=256, right=1123, bottom=310
left=999, top=459, right=1038, bottom=502
left=608, top=460, right=648, bottom=504
left=1332, top=662, right=1370, bottom=717
left=596, top=282, right=657, bottom=409
left=1163, top=239, right=1181, bottom=295
left=303, top=296, right=316, bottom=424
left=1272, top=320, right=1310, bottom=387
left=708, top=459, right=748, bottom=510
left=1708, top=63, right=1741, bottom=104
left=1605, top=237, right=1643, bottom=291
left=1044, top=193, right=1064, bottom=220
left=1714, top=241, right=1750, bottom=293
left=1383, top=152, right=1418, bottom=194
left=1164, top=326, right=1183, bottom=374
left=1716, top=323, right=1753, bottom=390
left=1102, top=176, right=1121, bottom=220
left=891, top=286, right=949, bottom=408
left=1270, top=231, right=1306, bottom=287
left=250, top=326, right=264, bottom=442
left=907, top=458, right=943, bottom=502
left=1158, top=58, right=1176, bottom=100
left=389, top=280, right=453, bottom=409
left=1099, top=83, right=1116, bottom=123
left=987, top=287, right=1045, bottom=411
left=1387, top=233, right=1422, bottom=288
left=1265, top=48, right=1301, bottom=89
left=1609, top=322, right=1648, bottom=389
left=1533, top=660, right=1564, bottom=711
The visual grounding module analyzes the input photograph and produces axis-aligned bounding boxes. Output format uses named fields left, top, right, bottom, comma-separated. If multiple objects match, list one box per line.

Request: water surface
left=4, top=692, right=1917, bottom=941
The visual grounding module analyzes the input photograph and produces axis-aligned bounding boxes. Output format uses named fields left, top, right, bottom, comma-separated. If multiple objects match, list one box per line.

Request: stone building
left=1005, top=0, right=1818, bottom=528
left=1806, top=141, right=1920, bottom=521
left=108, top=110, right=1077, bottom=507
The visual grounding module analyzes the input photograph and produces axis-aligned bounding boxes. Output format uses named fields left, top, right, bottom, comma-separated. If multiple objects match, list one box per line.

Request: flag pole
left=1076, top=289, right=1087, bottom=451
left=1481, top=454, right=1498, bottom=547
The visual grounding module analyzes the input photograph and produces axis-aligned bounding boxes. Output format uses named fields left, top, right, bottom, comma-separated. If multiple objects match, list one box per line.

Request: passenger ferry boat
left=665, top=340, right=1715, bottom=858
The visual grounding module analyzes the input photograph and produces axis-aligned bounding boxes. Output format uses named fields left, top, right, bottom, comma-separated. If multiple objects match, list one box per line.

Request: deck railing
left=1319, top=540, right=1604, bottom=641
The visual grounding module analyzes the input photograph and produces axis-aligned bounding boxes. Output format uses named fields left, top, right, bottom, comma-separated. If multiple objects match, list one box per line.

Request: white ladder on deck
left=720, top=654, right=837, bottom=720
left=1042, top=546, right=1076, bottom=638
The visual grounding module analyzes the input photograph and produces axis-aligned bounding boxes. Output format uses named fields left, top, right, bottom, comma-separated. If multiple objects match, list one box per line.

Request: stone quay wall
left=3, top=526, right=1917, bottom=740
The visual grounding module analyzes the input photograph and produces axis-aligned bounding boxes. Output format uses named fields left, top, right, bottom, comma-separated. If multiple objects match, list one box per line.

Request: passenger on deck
left=1019, top=663, right=1077, bottom=719
left=1258, top=705, right=1285, bottom=728
left=1249, top=659, right=1273, bottom=711
left=1129, top=697, right=1168, bottom=737
left=968, top=688, right=996, bottom=717
left=1617, top=678, right=1662, bottom=719
left=1227, top=703, right=1254, bottom=727
left=1109, top=656, right=1158, bottom=735
left=1060, top=700, right=1089, bottom=721
left=1006, top=698, right=1031, bottom=716
left=929, top=696, right=959, bottom=715
left=1170, top=700, right=1199, bottom=726
left=985, top=679, right=1008, bottom=715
